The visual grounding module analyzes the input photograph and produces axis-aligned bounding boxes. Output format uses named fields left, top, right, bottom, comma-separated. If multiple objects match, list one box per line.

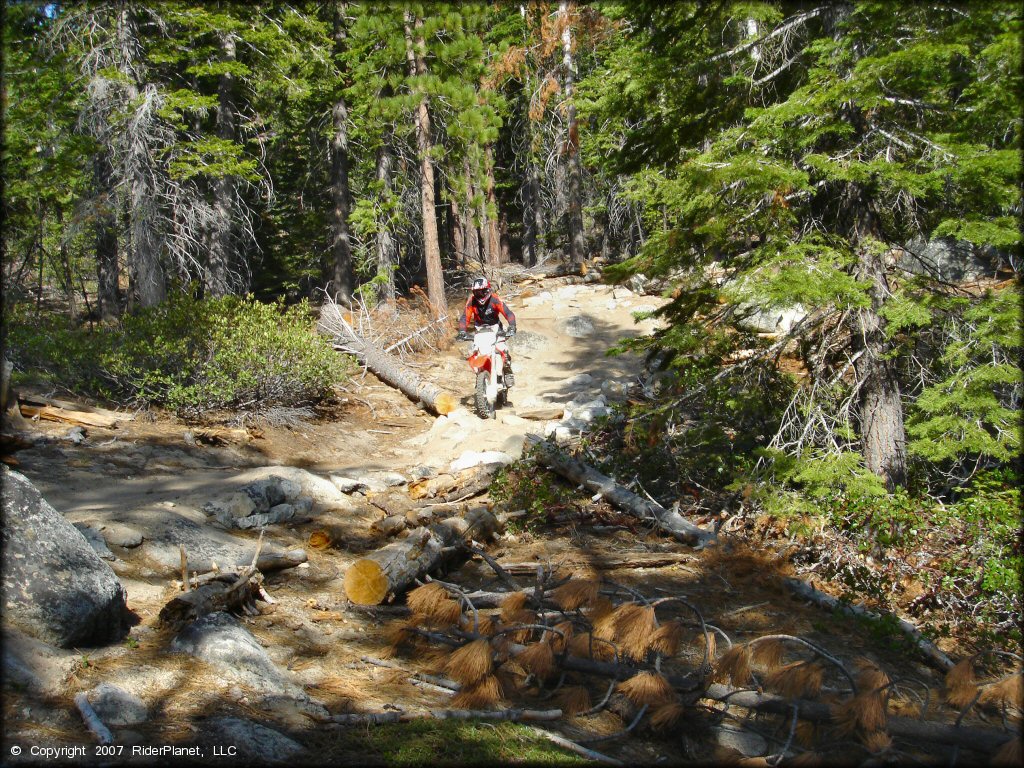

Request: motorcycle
left=463, top=324, right=512, bottom=419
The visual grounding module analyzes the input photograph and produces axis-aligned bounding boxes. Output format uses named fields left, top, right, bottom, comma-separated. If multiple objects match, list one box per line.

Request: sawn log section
left=344, top=508, right=498, bottom=605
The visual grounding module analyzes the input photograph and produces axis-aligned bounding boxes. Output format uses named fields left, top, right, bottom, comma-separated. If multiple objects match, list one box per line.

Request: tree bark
left=374, top=137, right=398, bottom=308
left=407, top=462, right=504, bottom=501
left=93, top=151, right=120, bottom=322
left=484, top=144, right=502, bottom=266
left=404, top=11, right=446, bottom=317
left=327, top=1, right=355, bottom=302
left=462, top=157, right=481, bottom=265
left=344, top=509, right=498, bottom=604
left=844, top=180, right=907, bottom=490
left=560, top=1, right=585, bottom=267
left=204, top=30, right=238, bottom=298
left=531, top=437, right=717, bottom=548
left=318, top=303, right=458, bottom=415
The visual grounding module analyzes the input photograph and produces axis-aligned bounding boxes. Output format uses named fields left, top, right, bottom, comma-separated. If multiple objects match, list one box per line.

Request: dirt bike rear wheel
left=474, top=371, right=495, bottom=419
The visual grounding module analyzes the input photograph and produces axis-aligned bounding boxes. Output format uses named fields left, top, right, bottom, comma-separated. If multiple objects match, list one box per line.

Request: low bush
left=5, top=294, right=353, bottom=419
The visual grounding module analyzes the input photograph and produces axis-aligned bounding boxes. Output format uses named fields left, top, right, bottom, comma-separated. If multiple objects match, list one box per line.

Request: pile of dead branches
left=353, top=574, right=1021, bottom=765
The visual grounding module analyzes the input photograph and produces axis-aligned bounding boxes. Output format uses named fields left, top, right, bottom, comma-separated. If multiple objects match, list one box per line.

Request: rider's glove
left=506, top=326, right=517, bottom=338
left=456, top=331, right=470, bottom=341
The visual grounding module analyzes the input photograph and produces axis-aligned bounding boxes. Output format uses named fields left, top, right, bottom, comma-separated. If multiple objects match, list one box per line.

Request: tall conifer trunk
left=93, top=151, right=120, bottom=321
left=375, top=139, right=397, bottom=309
left=560, top=1, right=585, bottom=267
left=462, top=157, right=480, bottom=265
left=484, top=145, right=501, bottom=266
left=328, top=1, right=354, bottom=301
left=403, top=11, right=445, bottom=317
left=844, top=181, right=908, bottom=491
left=204, top=30, right=238, bottom=298
left=118, top=8, right=164, bottom=309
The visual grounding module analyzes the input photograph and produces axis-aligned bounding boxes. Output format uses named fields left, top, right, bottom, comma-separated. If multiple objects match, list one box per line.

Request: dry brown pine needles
left=444, top=638, right=494, bottom=686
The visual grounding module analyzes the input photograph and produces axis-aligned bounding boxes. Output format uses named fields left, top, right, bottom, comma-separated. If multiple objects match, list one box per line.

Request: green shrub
left=5, top=294, right=353, bottom=418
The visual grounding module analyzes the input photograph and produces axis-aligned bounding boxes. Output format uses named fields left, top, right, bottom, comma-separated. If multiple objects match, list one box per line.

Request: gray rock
left=714, top=723, right=768, bottom=758
left=2, top=627, right=81, bottom=697
left=170, top=612, right=292, bottom=695
left=202, top=717, right=304, bottom=763
left=557, top=314, right=596, bottom=338
left=601, top=380, right=631, bottom=401
left=449, top=451, right=514, bottom=472
left=329, top=475, right=365, bottom=493
left=234, top=503, right=295, bottom=530
left=66, top=427, right=86, bottom=445
left=899, top=236, right=1004, bottom=282
left=87, top=682, right=148, bottom=727
left=1, top=468, right=130, bottom=648
left=369, top=471, right=408, bottom=488
left=101, top=523, right=144, bottom=549
left=73, top=522, right=117, bottom=561
left=242, top=477, right=289, bottom=512
left=408, top=465, right=437, bottom=481
left=141, top=515, right=276, bottom=574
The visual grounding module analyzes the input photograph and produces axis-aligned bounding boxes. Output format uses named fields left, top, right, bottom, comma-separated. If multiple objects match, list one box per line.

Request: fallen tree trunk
left=318, top=304, right=458, bottom=416
left=530, top=437, right=716, bottom=549
left=343, top=508, right=498, bottom=605
left=784, top=577, right=955, bottom=672
left=496, top=552, right=696, bottom=574
left=408, top=463, right=503, bottom=501
left=18, top=404, right=122, bottom=430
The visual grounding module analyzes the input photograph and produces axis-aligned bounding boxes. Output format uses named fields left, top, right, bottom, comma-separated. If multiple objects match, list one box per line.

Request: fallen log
left=497, top=552, right=696, bottom=574
left=326, top=707, right=562, bottom=726
left=19, top=403, right=122, bottom=430
left=318, top=303, right=458, bottom=416
left=74, top=692, right=113, bottom=745
left=529, top=437, right=716, bottom=549
left=408, top=463, right=502, bottom=501
left=784, top=577, right=955, bottom=672
left=343, top=508, right=499, bottom=605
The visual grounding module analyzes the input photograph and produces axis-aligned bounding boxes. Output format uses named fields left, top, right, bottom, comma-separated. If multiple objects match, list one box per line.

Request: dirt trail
left=3, top=279, right=992, bottom=765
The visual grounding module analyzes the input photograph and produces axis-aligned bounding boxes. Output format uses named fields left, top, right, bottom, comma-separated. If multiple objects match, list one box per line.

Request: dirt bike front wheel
left=474, top=371, right=495, bottom=419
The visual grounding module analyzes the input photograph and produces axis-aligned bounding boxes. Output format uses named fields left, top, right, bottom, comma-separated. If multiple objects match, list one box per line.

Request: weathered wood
left=74, top=692, right=113, bottom=745
left=371, top=514, right=408, bottom=537
left=408, top=463, right=502, bottom=501
left=343, top=509, right=498, bottom=605
left=19, top=403, right=121, bottom=429
left=784, top=577, right=955, bottom=671
left=327, top=707, right=562, bottom=726
left=530, top=437, right=716, bottom=548
left=254, top=548, right=308, bottom=573
left=158, top=572, right=264, bottom=627
left=497, top=552, right=695, bottom=574
left=318, top=303, right=458, bottom=415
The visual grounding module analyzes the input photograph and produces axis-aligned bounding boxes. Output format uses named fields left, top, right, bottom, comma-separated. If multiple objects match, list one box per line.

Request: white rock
left=449, top=451, right=514, bottom=473
left=612, top=287, right=634, bottom=300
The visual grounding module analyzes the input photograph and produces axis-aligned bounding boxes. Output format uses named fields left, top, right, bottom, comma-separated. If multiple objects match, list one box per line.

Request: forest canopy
left=2, top=2, right=1020, bottom=559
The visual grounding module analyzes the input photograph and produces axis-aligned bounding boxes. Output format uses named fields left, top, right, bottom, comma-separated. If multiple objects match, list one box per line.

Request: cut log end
left=344, top=558, right=389, bottom=605
left=434, top=392, right=459, bottom=415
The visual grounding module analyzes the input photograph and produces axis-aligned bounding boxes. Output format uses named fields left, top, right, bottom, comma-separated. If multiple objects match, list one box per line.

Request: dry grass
left=407, top=582, right=449, bottom=616
left=716, top=644, right=752, bottom=686
left=451, top=673, right=504, bottom=709
left=649, top=701, right=687, bottom=731
left=944, top=657, right=979, bottom=709
left=551, top=620, right=575, bottom=653
left=499, top=591, right=529, bottom=621
left=649, top=620, right=684, bottom=657
left=750, top=638, right=786, bottom=671
left=993, top=737, right=1023, bottom=767
left=764, top=661, right=824, bottom=699
left=551, top=579, right=600, bottom=611
left=615, top=604, right=658, bottom=662
left=833, top=691, right=887, bottom=736
left=444, top=638, right=494, bottom=686
left=555, top=684, right=592, bottom=716
left=515, top=640, right=556, bottom=680
left=979, top=673, right=1024, bottom=710
left=863, top=730, right=893, bottom=754
left=617, top=671, right=675, bottom=707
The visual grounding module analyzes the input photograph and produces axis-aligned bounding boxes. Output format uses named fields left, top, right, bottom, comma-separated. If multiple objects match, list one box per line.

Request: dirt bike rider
left=457, top=277, right=517, bottom=387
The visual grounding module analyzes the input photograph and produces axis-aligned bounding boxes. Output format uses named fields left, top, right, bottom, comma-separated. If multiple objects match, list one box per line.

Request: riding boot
left=503, top=361, right=515, bottom=388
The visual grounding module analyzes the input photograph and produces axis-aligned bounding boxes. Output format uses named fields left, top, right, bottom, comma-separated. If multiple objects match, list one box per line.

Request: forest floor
left=2, top=274, right=1013, bottom=765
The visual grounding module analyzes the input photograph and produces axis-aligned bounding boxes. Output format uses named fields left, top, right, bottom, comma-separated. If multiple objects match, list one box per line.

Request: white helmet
left=471, top=277, right=491, bottom=305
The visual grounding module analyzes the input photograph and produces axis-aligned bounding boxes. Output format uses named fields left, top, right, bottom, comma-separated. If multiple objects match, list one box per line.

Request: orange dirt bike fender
left=467, top=351, right=492, bottom=373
